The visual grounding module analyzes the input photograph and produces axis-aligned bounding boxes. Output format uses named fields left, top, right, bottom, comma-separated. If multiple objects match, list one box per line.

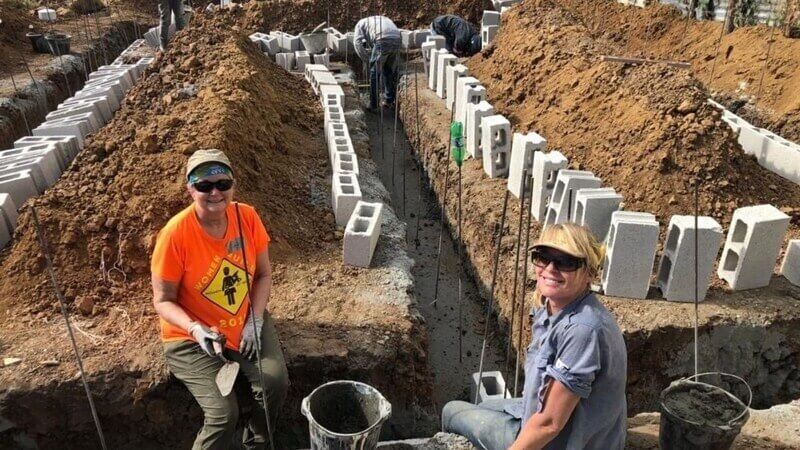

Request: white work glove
left=188, top=322, right=222, bottom=357
left=239, top=315, right=264, bottom=360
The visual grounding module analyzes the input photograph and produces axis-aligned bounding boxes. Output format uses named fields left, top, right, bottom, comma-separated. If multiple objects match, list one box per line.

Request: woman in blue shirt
left=442, top=223, right=627, bottom=449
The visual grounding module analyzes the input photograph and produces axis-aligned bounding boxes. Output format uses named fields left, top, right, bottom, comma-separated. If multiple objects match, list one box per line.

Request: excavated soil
left=552, top=0, right=800, bottom=142
left=0, top=8, right=429, bottom=448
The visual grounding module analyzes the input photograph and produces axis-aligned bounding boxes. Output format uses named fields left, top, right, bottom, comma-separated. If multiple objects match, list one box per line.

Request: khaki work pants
left=164, top=315, right=289, bottom=450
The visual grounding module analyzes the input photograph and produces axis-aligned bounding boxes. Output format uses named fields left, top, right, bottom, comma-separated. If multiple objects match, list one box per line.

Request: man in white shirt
left=353, top=16, right=402, bottom=109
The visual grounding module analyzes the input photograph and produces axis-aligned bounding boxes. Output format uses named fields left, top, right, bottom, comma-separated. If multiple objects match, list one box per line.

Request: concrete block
left=14, top=136, right=79, bottom=160
left=343, top=201, right=384, bottom=267
left=428, top=49, right=447, bottom=92
left=89, top=68, right=135, bottom=89
left=1, top=144, right=65, bottom=173
left=46, top=106, right=103, bottom=133
left=573, top=188, right=623, bottom=241
left=413, top=30, right=431, bottom=48
left=33, top=117, right=93, bottom=148
left=456, top=86, right=486, bottom=131
left=0, top=193, right=17, bottom=247
left=84, top=77, right=127, bottom=100
left=304, top=64, right=329, bottom=83
left=718, top=204, right=790, bottom=290
left=421, top=42, right=436, bottom=76
left=320, top=84, right=345, bottom=108
left=601, top=211, right=659, bottom=299
left=400, top=29, right=413, bottom=48
left=493, top=0, right=522, bottom=10
left=543, top=170, right=602, bottom=227
left=326, top=121, right=348, bottom=146
left=471, top=371, right=511, bottom=404
left=481, top=115, right=511, bottom=178
left=324, top=105, right=345, bottom=133
left=0, top=156, right=60, bottom=190
left=656, top=215, right=723, bottom=302
left=780, top=240, right=800, bottom=287
left=465, top=101, right=494, bottom=159
left=0, top=171, right=38, bottom=209
left=328, top=133, right=355, bottom=166
left=271, top=31, right=302, bottom=52
left=426, top=35, right=446, bottom=49
left=737, top=125, right=764, bottom=159
left=38, top=8, right=57, bottom=21
left=74, top=85, right=121, bottom=112
left=333, top=152, right=359, bottom=175
left=275, top=52, right=295, bottom=71
left=760, top=132, right=800, bottom=184
left=531, top=151, right=568, bottom=221
left=436, top=54, right=458, bottom=99
left=482, top=25, right=499, bottom=49
left=508, top=132, right=547, bottom=198
left=295, top=51, right=311, bottom=72
left=332, top=173, right=362, bottom=227
left=313, top=53, right=330, bottom=67
left=61, top=95, right=114, bottom=122
left=312, top=71, right=339, bottom=95
left=454, top=77, right=481, bottom=127
left=446, top=64, right=469, bottom=111
left=482, top=10, right=501, bottom=26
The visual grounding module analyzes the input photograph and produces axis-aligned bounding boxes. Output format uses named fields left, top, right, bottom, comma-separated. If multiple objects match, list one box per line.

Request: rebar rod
left=503, top=173, right=528, bottom=395
left=430, top=107, right=456, bottom=308
left=514, top=179, right=536, bottom=397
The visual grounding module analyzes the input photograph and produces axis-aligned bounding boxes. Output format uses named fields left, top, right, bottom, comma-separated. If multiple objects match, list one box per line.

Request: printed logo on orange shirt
left=201, top=258, right=248, bottom=315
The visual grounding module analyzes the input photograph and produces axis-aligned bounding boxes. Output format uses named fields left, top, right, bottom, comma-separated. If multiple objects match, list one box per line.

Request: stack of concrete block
left=481, top=115, right=511, bottom=178
left=531, top=151, right=568, bottom=221
left=781, top=240, right=800, bottom=287
left=465, top=101, right=494, bottom=159
left=471, top=371, right=511, bottom=404
left=436, top=53, right=459, bottom=99
left=718, top=204, right=790, bottom=290
left=573, top=188, right=623, bottom=240
left=249, top=32, right=279, bottom=56
left=343, top=201, right=384, bottom=267
left=602, top=211, right=659, bottom=299
left=0, top=194, right=17, bottom=249
left=508, top=132, right=547, bottom=198
left=276, top=53, right=295, bottom=71
left=446, top=65, right=469, bottom=111
left=543, top=170, right=602, bottom=227
left=271, top=31, right=303, bottom=52
left=295, top=51, right=312, bottom=72
left=656, top=215, right=723, bottom=302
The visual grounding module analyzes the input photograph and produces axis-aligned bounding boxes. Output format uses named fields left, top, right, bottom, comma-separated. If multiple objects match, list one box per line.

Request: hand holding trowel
left=211, top=327, right=240, bottom=397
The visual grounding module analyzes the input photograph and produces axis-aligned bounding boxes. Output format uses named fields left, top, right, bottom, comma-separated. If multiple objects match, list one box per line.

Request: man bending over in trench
left=152, top=149, right=289, bottom=450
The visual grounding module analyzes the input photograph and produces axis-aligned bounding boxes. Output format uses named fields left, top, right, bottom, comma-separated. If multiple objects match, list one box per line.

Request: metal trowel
left=211, top=330, right=240, bottom=397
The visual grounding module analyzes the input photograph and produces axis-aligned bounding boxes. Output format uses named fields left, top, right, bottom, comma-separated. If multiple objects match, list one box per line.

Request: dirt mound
left=0, top=2, right=35, bottom=72
left=0, top=7, right=326, bottom=319
left=554, top=0, right=800, bottom=141
left=468, top=0, right=800, bottom=231
left=241, top=0, right=490, bottom=35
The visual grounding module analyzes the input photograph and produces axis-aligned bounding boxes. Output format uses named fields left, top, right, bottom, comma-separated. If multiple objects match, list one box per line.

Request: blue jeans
left=159, top=0, right=186, bottom=48
left=369, top=40, right=400, bottom=108
left=442, top=399, right=521, bottom=450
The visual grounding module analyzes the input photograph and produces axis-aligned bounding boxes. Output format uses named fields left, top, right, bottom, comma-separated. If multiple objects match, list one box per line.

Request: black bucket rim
left=301, top=379, right=391, bottom=437
left=660, top=372, right=752, bottom=428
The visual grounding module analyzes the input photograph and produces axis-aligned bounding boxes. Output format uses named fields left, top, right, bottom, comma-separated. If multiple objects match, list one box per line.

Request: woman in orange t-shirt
left=151, top=149, right=288, bottom=450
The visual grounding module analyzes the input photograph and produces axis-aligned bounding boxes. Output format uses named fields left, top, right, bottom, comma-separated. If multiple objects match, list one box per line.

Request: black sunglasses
left=530, top=248, right=585, bottom=272
left=192, top=179, right=234, bottom=193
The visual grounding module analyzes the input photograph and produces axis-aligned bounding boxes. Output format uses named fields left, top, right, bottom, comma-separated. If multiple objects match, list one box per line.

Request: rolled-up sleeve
left=545, top=323, right=601, bottom=399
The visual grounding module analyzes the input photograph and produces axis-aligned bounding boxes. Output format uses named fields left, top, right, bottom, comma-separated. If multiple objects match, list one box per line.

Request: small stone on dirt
left=75, top=295, right=95, bottom=316
left=3, top=358, right=22, bottom=367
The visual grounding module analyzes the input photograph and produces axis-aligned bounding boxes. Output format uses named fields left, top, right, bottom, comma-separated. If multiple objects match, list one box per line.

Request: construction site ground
left=0, top=0, right=799, bottom=448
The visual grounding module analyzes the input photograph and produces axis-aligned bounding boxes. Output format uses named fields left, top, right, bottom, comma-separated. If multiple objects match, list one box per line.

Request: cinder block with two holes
left=46, top=106, right=103, bottom=133
left=437, top=53, right=458, bottom=99
left=14, top=135, right=79, bottom=161
left=61, top=97, right=114, bottom=122
left=573, top=187, right=623, bottom=241
left=275, top=52, right=295, bottom=71
left=543, top=170, right=601, bottom=227
left=718, top=204, right=790, bottom=290
left=320, top=84, right=345, bottom=109
left=304, top=64, right=328, bottom=83
left=456, top=85, right=486, bottom=133
left=471, top=371, right=511, bottom=404
left=531, top=151, right=568, bottom=222
left=0, top=144, right=65, bottom=175
left=656, top=215, right=723, bottom=302
left=482, top=10, right=501, bottom=26
left=428, top=49, right=447, bottom=92
left=781, top=240, right=800, bottom=287
left=454, top=77, right=481, bottom=122
left=328, top=134, right=355, bottom=166
left=343, top=201, right=384, bottom=267
left=0, top=158, right=58, bottom=190
left=0, top=170, right=39, bottom=208
left=602, top=211, right=659, bottom=299
left=32, top=117, right=93, bottom=149
left=332, top=173, right=362, bottom=227
left=333, top=152, right=359, bottom=175
left=324, top=104, right=345, bottom=132
left=420, top=42, right=436, bottom=75
left=446, top=64, right=469, bottom=111
left=508, top=132, right=546, bottom=199
left=466, top=101, right=494, bottom=159
left=312, top=71, right=338, bottom=95
left=480, top=115, right=511, bottom=178
left=295, top=51, right=312, bottom=72
left=74, top=85, right=122, bottom=112
left=482, top=25, right=499, bottom=48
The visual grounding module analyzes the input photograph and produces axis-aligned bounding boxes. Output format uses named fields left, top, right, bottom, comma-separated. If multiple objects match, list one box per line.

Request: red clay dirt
left=0, top=8, right=429, bottom=448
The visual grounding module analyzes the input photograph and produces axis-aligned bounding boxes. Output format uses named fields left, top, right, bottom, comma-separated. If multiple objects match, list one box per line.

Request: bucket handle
left=664, top=371, right=753, bottom=426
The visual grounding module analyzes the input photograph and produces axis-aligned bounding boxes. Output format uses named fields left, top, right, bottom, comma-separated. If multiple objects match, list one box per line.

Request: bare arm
left=152, top=275, right=195, bottom=330
left=508, top=380, right=581, bottom=450
left=248, top=247, right=272, bottom=319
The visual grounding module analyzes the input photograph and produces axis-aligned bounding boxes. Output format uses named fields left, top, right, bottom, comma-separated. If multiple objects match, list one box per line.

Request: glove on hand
left=188, top=322, right=221, bottom=357
left=239, top=315, right=264, bottom=360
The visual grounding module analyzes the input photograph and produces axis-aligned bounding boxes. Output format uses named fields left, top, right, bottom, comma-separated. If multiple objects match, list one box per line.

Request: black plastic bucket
left=301, top=380, right=391, bottom=450
left=659, top=372, right=751, bottom=450
left=45, top=33, right=71, bottom=56
left=26, top=32, right=49, bottom=53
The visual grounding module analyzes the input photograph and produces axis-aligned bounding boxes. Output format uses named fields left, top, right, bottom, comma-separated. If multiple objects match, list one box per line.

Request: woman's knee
left=441, top=400, right=472, bottom=431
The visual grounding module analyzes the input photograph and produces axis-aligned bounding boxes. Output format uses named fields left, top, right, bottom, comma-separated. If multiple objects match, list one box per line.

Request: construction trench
left=0, top=0, right=800, bottom=449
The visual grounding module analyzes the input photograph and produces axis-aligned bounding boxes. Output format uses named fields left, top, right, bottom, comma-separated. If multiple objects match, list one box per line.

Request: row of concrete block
left=0, top=41, right=152, bottom=251
left=286, top=55, right=384, bottom=268
left=708, top=98, right=800, bottom=186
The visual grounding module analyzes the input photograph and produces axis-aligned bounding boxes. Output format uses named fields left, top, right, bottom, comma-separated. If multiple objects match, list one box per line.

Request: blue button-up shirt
left=505, top=292, right=627, bottom=449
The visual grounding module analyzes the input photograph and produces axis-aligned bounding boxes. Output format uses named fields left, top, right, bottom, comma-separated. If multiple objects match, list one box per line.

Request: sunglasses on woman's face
left=192, top=179, right=234, bottom=193
left=531, top=249, right=585, bottom=272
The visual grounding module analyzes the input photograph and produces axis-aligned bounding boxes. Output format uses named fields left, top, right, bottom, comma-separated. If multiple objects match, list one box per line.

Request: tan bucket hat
left=186, top=149, right=233, bottom=180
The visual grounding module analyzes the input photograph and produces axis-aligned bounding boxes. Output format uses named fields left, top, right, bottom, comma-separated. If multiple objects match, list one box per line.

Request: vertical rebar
left=504, top=172, right=528, bottom=395
left=514, top=179, right=536, bottom=396
left=755, top=23, right=778, bottom=107
left=457, top=160, right=463, bottom=363
left=413, top=60, right=424, bottom=246
left=430, top=107, right=456, bottom=308
left=93, top=13, right=109, bottom=65
left=694, top=180, right=699, bottom=377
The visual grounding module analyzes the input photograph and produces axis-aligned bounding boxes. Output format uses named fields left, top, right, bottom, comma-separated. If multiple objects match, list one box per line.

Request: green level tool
left=450, top=121, right=464, bottom=167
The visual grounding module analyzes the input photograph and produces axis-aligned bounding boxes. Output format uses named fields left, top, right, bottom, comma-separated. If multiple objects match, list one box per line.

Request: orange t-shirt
left=151, top=202, right=270, bottom=351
